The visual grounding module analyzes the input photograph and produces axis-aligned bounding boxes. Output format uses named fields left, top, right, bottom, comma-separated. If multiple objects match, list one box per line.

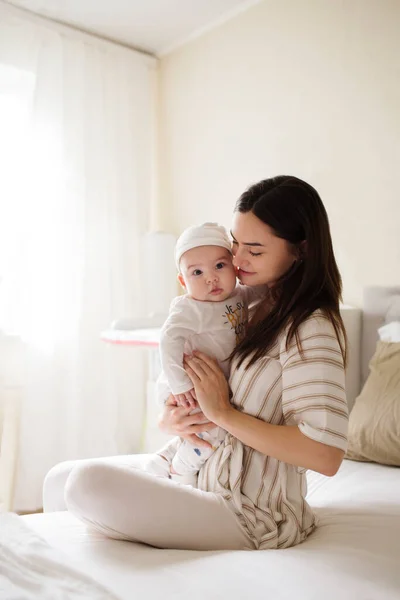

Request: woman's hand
left=158, top=394, right=217, bottom=448
left=184, top=351, right=233, bottom=424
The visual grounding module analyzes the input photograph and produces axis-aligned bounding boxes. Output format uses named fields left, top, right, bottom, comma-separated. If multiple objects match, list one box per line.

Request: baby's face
left=178, top=246, right=237, bottom=302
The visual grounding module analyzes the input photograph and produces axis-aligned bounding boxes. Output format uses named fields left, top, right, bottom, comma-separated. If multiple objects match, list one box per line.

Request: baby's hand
left=174, top=389, right=197, bottom=410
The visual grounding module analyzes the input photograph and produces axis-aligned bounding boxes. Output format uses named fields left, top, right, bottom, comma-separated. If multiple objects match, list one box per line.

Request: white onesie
left=156, top=284, right=264, bottom=484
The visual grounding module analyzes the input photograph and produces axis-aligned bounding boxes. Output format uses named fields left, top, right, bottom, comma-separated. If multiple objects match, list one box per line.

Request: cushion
left=379, top=321, right=400, bottom=342
left=346, top=341, right=400, bottom=466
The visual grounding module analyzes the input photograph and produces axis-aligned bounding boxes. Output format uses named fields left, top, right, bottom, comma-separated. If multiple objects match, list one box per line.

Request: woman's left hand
left=183, top=351, right=233, bottom=424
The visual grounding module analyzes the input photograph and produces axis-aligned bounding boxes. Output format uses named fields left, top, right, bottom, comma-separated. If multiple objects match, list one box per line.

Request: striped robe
left=197, top=310, right=348, bottom=550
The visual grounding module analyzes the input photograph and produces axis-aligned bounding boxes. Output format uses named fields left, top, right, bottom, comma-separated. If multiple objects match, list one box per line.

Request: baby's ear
left=177, top=273, right=186, bottom=289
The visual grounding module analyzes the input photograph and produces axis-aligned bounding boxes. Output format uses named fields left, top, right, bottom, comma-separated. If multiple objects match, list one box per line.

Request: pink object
left=100, top=328, right=161, bottom=348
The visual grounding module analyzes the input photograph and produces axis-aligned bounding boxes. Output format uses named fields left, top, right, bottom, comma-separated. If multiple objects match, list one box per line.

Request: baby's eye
left=193, top=269, right=202, bottom=276
left=216, top=262, right=225, bottom=270
left=249, top=251, right=261, bottom=257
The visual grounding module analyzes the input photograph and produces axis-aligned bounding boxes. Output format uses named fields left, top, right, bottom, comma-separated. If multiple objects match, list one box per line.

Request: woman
left=51, top=175, right=348, bottom=551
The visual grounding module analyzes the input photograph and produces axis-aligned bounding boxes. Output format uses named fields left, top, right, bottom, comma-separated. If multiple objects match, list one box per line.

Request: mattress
left=23, top=459, right=400, bottom=600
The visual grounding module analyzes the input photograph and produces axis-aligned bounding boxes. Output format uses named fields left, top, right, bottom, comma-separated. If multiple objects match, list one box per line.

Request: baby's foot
left=143, top=454, right=171, bottom=478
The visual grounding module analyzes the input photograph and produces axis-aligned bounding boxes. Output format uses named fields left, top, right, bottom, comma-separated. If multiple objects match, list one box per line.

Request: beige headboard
left=340, top=305, right=362, bottom=412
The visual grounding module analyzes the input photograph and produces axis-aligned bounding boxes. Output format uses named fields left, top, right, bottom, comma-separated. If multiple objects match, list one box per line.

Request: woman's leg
left=64, top=461, right=251, bottom=551
left=43, top=454, right=152, bottom=512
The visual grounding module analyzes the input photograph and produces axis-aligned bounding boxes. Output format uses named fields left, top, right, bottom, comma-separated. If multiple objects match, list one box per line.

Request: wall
left=158, top=0, right=400, bottom=306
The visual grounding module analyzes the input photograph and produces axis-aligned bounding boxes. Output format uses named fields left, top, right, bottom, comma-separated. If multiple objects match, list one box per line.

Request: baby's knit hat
left=175, top=222, right=232, bottom=270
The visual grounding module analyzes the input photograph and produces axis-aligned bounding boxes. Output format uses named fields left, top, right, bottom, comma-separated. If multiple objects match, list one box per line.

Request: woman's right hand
left=158, top=394, right=216, bottom=448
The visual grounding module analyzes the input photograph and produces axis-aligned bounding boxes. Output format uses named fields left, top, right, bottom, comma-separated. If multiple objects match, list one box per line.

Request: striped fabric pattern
left=197, top=310, right=348, bottom=550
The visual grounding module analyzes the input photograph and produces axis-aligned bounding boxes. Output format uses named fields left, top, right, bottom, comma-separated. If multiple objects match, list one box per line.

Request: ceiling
left=4, top=0, right=260, bottom=56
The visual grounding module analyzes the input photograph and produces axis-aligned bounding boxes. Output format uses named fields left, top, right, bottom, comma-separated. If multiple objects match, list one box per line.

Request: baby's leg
left=170, top=441, right=212, bottom=486
left=198, top=425, right=227, bottom=447
left=170, top=425, right=226, bottom=486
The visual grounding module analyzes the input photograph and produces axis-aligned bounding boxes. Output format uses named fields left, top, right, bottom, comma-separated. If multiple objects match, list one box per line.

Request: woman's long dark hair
left=232, top=175, right=347, bottom=369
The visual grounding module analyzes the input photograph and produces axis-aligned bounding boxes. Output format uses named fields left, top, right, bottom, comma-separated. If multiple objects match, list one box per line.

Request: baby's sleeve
left=280, top=313, right=348, bottom=452
left=159, top=297, right=198, bottom=395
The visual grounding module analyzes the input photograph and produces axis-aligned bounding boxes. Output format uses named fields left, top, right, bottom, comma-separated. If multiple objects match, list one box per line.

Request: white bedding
left=0, top=513, right=118, bottom=599
left=21, top=460, right=400, bottom=600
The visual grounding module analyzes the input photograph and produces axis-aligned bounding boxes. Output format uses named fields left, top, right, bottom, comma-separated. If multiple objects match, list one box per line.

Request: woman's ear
left=177, top=273, right=186, bottom=289
left=298, top=240, right=307, bottom=259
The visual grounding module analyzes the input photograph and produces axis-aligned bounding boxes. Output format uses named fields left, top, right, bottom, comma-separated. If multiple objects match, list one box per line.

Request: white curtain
left=0, top=3, right=156, bottom=511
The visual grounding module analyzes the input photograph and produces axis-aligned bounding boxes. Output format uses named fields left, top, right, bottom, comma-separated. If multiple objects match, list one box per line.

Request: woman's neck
left=250, top=290, right=274, bottom=326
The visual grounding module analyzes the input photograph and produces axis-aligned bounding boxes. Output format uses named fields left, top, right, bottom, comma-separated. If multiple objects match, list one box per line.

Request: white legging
left=44, top=453, right=251, bottom=551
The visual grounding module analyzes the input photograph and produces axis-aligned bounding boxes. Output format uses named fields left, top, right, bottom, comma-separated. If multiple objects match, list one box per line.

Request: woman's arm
left=158, top=394, right=217, bottom=448
left=184, top=339, right=347, bottom=477
left=217, top=410, right=344, bottom=477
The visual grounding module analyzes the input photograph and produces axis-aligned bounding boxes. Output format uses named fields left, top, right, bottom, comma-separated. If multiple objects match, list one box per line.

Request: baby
left=152, top=222, right=251, bottom=486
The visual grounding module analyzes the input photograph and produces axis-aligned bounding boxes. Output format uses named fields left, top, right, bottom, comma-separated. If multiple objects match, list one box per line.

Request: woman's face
left=231, top=211, right=297, bottom=287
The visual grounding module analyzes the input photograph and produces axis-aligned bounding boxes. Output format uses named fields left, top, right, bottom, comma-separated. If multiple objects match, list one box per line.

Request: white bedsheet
left=22, top=460, right=400, bottom=600
left=0, top=513, right=118, bottom=599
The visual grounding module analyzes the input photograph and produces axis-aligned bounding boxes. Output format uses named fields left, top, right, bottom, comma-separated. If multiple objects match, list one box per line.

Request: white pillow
left=385, top=294, right=400, bottom=323
left=378, top=321, right=400, bottom=342
left=378, top=295, right=400, bottom=342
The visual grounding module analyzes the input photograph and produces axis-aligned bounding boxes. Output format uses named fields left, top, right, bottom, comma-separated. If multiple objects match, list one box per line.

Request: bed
left=16, top=287, right=400, bottom=599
